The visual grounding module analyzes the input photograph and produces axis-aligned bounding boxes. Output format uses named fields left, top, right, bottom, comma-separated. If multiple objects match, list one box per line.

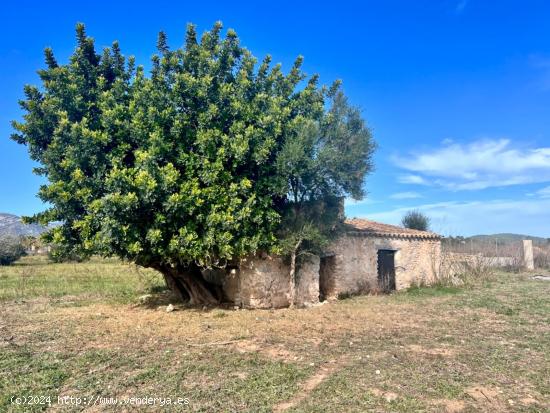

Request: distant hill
left=0, top=213, right=49, bottom=238
left=467, top=233, right=549, bottom=246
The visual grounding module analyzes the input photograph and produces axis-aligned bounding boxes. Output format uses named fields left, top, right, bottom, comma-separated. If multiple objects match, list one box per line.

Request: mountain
left=0, top=213, right=48, bottom=238
left=467, top=233, right=549, bottom=246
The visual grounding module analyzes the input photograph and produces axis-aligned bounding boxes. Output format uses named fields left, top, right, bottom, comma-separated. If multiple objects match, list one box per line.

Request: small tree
left=274, top=91, right=375, bottom=306
left=401, top=210, right=430, bottom=231
left=0, top=236, right=26, bottom=265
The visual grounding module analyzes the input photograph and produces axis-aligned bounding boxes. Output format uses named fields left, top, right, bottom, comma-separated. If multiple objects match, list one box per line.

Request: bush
left=47, top=244, right=86, bottom=263
left=0, top=236, right=26, bottom=265
left=534, top=247, right=550, bottom=269
left=431, top=246, right=496, bottom=289
left=401, top=210, right=430, bottom=231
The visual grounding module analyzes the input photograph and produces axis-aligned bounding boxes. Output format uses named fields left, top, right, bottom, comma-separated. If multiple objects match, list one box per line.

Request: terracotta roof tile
left=343, top=218, right=441, bottom=240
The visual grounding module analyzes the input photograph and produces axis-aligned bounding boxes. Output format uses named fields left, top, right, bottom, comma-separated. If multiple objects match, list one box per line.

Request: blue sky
left=1, top=1, right=549, bottom=237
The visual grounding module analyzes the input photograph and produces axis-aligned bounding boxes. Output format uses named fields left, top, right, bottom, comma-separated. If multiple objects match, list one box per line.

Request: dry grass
left=0, top=258, right=549, bottom=412
left=0, top=255, right=163, bottom=303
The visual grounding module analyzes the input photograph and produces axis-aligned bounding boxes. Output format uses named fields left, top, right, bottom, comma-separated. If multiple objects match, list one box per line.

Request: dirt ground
left=1, top=267, right=549, bottom=412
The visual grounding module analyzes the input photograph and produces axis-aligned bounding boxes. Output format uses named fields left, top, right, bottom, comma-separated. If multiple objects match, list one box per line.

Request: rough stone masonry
left=222, top=219, right=442, bottom=309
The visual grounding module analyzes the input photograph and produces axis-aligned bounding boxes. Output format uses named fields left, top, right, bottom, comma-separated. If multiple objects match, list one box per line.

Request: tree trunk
left=288, top=240, right=302, bottom=308
left=160, top=264, right=220, bottom=306
left=162, top=272, right=190, bottom=303
left=289, top=250, right=297, bottom=308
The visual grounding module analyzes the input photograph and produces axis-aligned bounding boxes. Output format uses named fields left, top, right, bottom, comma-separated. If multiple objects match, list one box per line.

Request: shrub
left=431, top=245, right=496, bottom=289
left=461, top=255, right=496, bottom=283
left=534, top=247, right=550, bottom=269
left=47, top=245, right=86, bottom=263
left=0, top=236, right=26, bottom=265
left=401, top=210, right=430, bottom=231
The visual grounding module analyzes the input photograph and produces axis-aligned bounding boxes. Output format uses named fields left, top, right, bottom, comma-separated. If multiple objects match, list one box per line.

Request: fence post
left=523, top=240, right=534, bottom=271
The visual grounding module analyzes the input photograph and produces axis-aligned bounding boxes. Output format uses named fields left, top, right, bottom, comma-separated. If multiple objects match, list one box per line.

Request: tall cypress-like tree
left=12, top=23, right=375, bottom=305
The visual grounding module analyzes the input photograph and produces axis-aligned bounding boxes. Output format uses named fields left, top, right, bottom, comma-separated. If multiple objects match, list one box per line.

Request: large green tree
left=12, top=23, right=375, bottom=305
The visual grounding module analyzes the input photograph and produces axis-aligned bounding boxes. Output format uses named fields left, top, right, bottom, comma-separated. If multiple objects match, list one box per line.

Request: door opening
left=377, top=250, right=396, bottom=292
left=319, top=255, right=336, bottom=301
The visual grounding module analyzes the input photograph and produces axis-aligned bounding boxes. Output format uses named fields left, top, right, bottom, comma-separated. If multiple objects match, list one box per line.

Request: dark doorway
left=319, top=255, right=336, bottom=301
left=377, top=250, right=396, bottom=292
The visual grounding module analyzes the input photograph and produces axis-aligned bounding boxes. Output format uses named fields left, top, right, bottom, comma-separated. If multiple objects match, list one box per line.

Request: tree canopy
left=12, top=22, right=375, bottom=304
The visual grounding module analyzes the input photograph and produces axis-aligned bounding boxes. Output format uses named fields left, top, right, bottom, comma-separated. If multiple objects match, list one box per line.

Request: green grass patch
left=0, top=255, right=165, bottom=304
left=0, top=347, right=67, bottom=412
left=404, top=283, right=463, bottom=297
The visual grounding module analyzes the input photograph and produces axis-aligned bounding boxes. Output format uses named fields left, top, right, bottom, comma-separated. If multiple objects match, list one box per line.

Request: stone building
left=320, top=219, right=441, bottom=299
left=222, top=218, right=441, bottom=308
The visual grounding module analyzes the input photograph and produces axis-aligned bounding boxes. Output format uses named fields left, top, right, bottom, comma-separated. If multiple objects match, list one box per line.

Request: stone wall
left=321, top=235, right=441, bottom=299
left=223, top=254, right=320, bottom=309
left=222, top=234, right=441, bottom=308
left=446, top=252, right=520, bottom=269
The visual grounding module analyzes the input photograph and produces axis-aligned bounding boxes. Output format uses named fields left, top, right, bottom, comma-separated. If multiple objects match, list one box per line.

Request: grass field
left=0, top=257, right=549, bottom=412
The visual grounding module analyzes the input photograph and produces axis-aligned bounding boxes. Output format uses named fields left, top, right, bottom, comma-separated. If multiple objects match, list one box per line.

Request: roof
left=343, top=218, right=441, bottom=240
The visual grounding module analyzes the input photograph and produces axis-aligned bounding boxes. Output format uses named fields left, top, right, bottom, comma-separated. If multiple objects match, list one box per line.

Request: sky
left=1, top=0, right=549, bottom=237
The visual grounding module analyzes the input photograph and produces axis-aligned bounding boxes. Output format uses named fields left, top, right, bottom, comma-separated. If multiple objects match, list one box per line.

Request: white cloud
left=536, top=186, right=550, bottom=198
left=389, top=191, right=422, bottom=200
left=356, top=198, right=550, bottom=237
left=397, top=174, right=431, bottom=185
left=393, top=138, right=550, bottom=191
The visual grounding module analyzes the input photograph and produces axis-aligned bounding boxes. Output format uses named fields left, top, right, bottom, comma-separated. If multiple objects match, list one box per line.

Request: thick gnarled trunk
left=159, top=264, right=220, bottom=306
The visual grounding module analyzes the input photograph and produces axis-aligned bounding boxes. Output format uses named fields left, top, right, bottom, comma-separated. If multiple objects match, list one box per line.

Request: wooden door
left=377, top=250, right=396, bottom=292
